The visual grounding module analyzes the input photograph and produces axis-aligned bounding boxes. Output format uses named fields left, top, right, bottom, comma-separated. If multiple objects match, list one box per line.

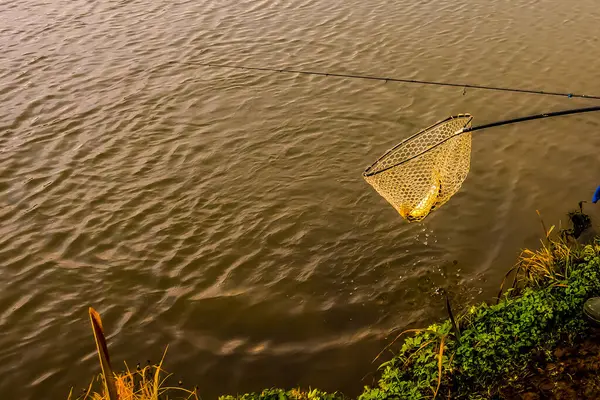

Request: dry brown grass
left=68, top=308, right=198, bottom=400
left=516, top=234, right=573, bottom=285
left=68, top=359, right=199, bottom=400
left=509, top=211, right=580, bottom=288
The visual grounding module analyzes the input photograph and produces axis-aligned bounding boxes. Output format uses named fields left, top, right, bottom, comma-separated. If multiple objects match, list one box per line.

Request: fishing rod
left=193, top=61, right=600, bottom=100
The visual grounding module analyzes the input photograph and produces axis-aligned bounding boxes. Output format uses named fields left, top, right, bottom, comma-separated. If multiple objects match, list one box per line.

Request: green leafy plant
left=360, top=237, right=600, bottom=399
left=218, top=388, right=344, bottom=400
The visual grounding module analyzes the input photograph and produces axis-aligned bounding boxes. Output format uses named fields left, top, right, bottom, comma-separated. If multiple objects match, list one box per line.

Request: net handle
left=465, top=105, right=600, bottom=133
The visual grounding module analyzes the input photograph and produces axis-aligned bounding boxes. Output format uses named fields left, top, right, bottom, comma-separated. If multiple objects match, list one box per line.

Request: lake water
left=1, top=0, right=599, bottom=398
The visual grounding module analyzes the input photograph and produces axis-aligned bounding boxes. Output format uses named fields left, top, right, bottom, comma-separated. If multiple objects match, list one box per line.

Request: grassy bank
left=358, top=240, right=600, bottom=399
left=74, top=215, right=600, bottom=400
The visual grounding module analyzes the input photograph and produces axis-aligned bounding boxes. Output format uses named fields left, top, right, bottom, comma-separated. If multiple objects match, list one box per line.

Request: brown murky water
left=1, top=0, right=600, bottom=398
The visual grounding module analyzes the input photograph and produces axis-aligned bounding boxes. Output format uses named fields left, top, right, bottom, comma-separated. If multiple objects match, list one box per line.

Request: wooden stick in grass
left=89, top=307, right=119, bottom=400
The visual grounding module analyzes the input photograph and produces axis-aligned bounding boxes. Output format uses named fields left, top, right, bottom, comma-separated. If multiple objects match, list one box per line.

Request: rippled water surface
left=1, top=0, right=600, bottom=398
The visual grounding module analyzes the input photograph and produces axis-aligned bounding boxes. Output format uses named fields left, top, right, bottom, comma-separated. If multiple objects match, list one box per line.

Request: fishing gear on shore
left=363, top=106, right=600, bottom=222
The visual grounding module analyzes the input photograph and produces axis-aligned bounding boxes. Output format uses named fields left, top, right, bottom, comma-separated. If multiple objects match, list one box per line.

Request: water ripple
left=1, top=0, right=599, bottom=398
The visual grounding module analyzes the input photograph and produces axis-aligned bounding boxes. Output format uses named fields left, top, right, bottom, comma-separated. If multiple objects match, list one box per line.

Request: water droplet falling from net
left=363, top=114, right=473, bottom=222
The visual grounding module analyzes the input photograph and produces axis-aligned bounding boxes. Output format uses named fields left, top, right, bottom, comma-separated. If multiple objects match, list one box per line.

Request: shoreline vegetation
left=72, top=209, right=600, bottom=400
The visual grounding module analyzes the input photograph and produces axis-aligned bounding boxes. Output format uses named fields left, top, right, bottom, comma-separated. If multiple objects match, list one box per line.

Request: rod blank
left=195, top=61, right=600, bottom=100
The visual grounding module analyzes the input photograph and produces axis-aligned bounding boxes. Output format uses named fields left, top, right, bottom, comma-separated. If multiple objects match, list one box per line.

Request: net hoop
left=363, top=114, right=473, bottom=177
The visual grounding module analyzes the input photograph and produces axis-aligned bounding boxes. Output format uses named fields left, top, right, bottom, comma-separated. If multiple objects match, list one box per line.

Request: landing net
left=363, top=115, right=473, bottom=222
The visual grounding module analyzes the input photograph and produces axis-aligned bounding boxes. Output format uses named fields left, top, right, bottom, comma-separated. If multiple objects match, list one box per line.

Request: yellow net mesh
left=363, top=114, right=473, bottom=222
